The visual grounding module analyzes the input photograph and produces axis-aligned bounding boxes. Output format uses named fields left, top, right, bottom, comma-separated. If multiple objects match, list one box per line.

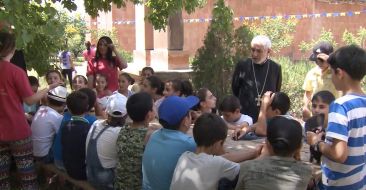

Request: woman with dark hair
left=82, top=41, right=96, bottom=63
left=87, top=36, right=127, bottom=92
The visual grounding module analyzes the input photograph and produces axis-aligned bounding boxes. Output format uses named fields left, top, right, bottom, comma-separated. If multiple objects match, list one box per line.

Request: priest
left=232, top=35, right=282, bottom=122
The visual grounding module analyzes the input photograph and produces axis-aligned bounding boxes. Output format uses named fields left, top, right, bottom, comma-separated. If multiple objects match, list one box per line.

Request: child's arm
left=108, top=44, right=127, bottom=70
left=227, top=122, right=247, bottom=130
left=23, top=82, right=61, bottom=105
left=302, top=91, right=312, bottom=121
left=307, top=131, right=348, bottom=163
left=253, top=92, right=274, bottom=136
left=232, top=92, right=273, bottom=140
left=222, top=144, right=262, bottom=163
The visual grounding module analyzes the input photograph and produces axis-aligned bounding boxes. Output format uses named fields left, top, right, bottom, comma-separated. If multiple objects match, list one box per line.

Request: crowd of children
left=1, top=30, right=366, bottom=190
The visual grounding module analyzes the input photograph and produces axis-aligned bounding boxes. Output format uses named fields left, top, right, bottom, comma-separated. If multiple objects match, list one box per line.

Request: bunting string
left=91, top=9, right=366, bottom=25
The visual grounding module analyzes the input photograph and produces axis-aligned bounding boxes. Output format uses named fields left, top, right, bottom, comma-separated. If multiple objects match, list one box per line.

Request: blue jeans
left=87, top=167, right=115, bottom=190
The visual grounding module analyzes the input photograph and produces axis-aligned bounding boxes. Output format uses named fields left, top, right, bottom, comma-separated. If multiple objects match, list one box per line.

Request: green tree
left=57, top=0, right=206, bottom=31
left=233, top=25, right=254, bottom=63
left=248, top=18, right=297, bottom=52
left=62, top=13, right=87, bottom=58
left=0, top=0, right=66, bottom=75
left=191, top=0, right=234, bottom=102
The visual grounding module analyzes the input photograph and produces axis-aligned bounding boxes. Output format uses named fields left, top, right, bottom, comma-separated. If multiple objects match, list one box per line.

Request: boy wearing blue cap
left=142, top=95, right=199, bottom=190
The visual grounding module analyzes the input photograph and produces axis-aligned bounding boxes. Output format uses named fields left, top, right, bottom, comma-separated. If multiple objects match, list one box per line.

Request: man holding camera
left=302, top=42, right=340, bottom=120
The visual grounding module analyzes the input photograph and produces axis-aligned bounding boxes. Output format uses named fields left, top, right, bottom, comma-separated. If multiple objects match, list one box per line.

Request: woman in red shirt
left=87, top=36, right=127, bottom=92
left=0, top=31, right=60, bottom=189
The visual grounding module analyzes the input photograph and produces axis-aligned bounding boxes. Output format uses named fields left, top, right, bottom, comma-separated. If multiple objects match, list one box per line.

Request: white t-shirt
left=85, top=119, right=122, bottom=168
left=222, top=114, right=253, bottom=127
left=97, top=96, right=109, bottom=110
left=31, top=106, right=63, bottom=157
left=170, top=151, right=240, bottom=190
left=58, top=51, right=72, bottom=69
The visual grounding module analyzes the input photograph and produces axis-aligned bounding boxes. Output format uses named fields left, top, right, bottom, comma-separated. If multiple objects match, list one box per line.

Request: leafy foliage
left=298, top=28, right=338, bottom=53
left=233, top=25, right=254, bottom=64
left=342, top=27, right=366, bottom=48
left=191, top=0, right=234, bottom=102
left=247, top=19, right=297, bottom=52
left=0, top=0, right=66, bottom=75
left=275, top=57, right=312, bottom=118
left=61, top=12, right=87, bottom=58
left=58, top=0, right=206, bottom=31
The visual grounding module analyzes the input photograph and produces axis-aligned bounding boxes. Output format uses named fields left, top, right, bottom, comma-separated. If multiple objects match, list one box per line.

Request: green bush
left=342, top=27, right=366, bottom=48
left=191, top=0, right=234, bottom=103
left=247, top=18, right=297, bottom=53
left=118, top=49, right=133, bottom=63
left=274, top=57, right=313, bottom=118
left=298, top=28, right=338, bottom=60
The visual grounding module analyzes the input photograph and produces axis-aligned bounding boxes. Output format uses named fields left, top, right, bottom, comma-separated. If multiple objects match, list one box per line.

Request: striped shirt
left=321, top=94, right=366, bottom=190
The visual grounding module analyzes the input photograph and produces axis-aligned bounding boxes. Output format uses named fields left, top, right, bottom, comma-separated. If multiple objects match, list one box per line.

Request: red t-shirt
left=87, top=57, right=122, bottom=92
left=0, top=61, right=33, bottom=141
left=82, top=49, right=96, bottom=63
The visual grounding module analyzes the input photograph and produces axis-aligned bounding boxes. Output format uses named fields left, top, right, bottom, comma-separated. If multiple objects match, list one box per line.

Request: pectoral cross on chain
left=255, top=94, right=261, bottom=107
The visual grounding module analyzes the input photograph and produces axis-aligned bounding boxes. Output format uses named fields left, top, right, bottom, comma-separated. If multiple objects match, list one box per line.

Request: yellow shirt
left=302, top=66, right=340, bottom=98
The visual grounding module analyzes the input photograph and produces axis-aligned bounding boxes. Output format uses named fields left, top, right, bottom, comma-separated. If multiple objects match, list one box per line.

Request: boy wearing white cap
left=31, top=86, right=67, bottom=163
left=86, top=92, right=128, bottom=189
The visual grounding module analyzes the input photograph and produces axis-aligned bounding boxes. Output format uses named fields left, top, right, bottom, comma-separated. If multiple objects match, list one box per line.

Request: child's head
left=181, top=80, right=193, bottom=97
left=163, top=79, right=182, bottom=97
left=305, top=114, right=325, bottom=133
left=96, top=74, right=108, bottom=91
left=67, top=91, right=89, bottom=116
left=195, top=88, right=217, bottom=113
left=266, top=92, right=290, bottom=118
left=311, top=90, right=335, bottom=116
left=159, top=96, right=199, bottom=131
left=72, top=75, right=88, bottom=91
left=127, top=92, right=154, bottom=123
left=141, top=67, right=154, bottom=81
left=105, top=93, right=128, bottom=126
left=118, top=73, right=135, bottom=92
left=328, top=45, right=366, bottom=90
left=267, top=116, right=303, bottom=157
left=47, top=86, right=67, bottom=108
left=46, top=70, right=62, bottom=85
left=142, top=76, right=164, bottom=97
left=78, top=88, right=97, bottom=112
left=219, top=95, right=241, bottom=122
left=28, top=76, right=39, bottom=93
left=193, top=113, right=228, bottom=155
left=0, top=31, right=16, bottom=59
left=309, top=42, right=333, bottom=71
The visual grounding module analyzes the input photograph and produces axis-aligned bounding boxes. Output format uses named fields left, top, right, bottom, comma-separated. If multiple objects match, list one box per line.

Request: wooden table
left=188, top=127, right=321, bottom=178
